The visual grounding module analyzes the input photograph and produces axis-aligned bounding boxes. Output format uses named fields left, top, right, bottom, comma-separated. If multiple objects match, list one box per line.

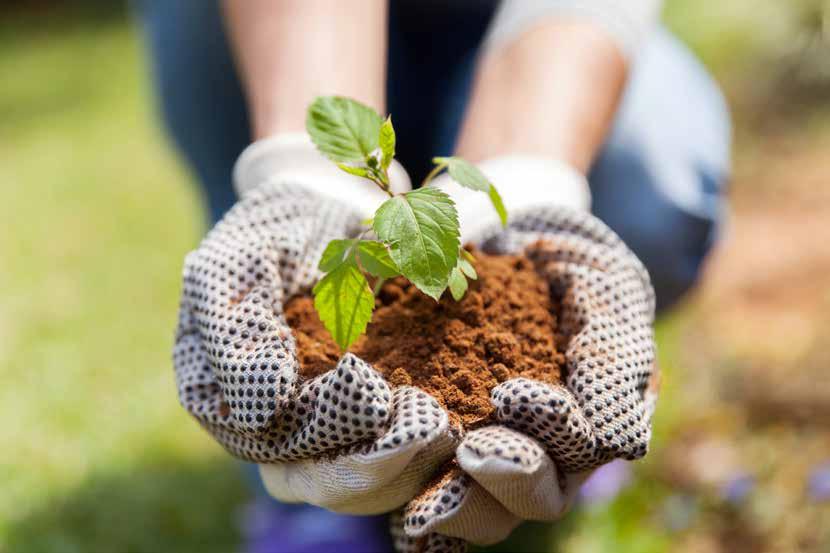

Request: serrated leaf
left=373, top=188, right=460, bottom=300
left=433, top=156, right=508, bottom=227
left=306, top=96, right=382, bottom=163
left=488, top=184, right=508, bottom=226
left=318, top=239, right=354, bottom=272
left=448, top=267, right=468, bottom=301
left=312, top=258, right=374, bottom=350
left=379, top=116, right=395, bottom=170
left=357, top=240, right=400, bottom=279
left=337, top=163, right=370, bottom=178
left=458, top=256, right=477, bottom=280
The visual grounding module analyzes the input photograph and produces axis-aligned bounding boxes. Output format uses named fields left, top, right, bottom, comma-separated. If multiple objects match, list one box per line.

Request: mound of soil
left=285, top=251, right=564, bottom=426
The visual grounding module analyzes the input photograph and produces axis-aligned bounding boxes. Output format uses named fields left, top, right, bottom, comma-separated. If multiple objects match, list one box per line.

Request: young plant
left=306, top=96, right=507, bottom=349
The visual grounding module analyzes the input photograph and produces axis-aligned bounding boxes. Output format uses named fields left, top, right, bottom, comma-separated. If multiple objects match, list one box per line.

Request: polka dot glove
left=175, top=137, right=467, bottom=517
left=175, top=179, right=463, bottom=514
left=389, top=159, right=660, bottom=549
left=173, top=148, right=659, bottom=551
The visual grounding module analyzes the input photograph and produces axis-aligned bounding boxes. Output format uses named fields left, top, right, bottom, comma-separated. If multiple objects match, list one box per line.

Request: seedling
left=306, top=96, right=507, bottom=349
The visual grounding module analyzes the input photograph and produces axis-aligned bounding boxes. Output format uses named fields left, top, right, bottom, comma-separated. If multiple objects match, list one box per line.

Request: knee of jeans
left=590, top=146, right=721, bottom=313
left=639, top=214, right=715, bottom=313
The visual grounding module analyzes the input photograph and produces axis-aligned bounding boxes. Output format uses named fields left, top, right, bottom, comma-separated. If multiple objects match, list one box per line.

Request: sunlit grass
left=0, top=6, right=245, bottom=552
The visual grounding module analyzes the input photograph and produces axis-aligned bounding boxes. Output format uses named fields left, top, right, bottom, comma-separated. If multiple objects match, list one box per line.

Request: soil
left=285, top=250, right=565, bottom=427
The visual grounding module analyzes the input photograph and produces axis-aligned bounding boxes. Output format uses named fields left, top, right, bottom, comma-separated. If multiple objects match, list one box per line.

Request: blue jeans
left=136, top=1, right=729, bottom=551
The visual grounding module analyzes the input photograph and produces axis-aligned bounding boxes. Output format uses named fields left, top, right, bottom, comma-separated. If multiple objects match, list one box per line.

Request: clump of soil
left=285, top=250, right=564, bottom=426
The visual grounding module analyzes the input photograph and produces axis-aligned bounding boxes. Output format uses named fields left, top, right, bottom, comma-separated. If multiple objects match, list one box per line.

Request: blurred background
left=1, top=1, right=829, bottom=552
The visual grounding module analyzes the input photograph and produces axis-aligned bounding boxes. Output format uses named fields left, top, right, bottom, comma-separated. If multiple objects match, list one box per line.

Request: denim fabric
left=134, top=0, right=250, bottom=223
left=589, top=29, right=731, bottom=311
left=136, top=1, right=730, bottom=550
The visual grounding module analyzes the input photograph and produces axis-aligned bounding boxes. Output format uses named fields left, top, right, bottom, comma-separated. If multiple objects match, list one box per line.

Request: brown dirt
left=285, top=250, right=564, bottom=427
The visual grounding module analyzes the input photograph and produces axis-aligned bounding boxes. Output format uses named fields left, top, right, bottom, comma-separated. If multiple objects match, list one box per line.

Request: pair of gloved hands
left=174, top=133, right=659, bottom=552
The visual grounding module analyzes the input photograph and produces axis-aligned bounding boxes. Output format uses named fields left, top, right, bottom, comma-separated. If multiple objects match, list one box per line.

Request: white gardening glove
left=175, top=135, right=466, bottom=517
left=173, top=147, right=659, bottom=552
left=233, top=132, right=411, bottom=212
left=389, top=156, right=660, bottom=550
left=430, top=154, right=591, bottom=243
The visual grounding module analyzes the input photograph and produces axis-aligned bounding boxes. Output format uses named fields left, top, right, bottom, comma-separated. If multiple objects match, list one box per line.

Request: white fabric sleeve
left=232, top=132, right=411, bottom=217
left=433, top=155, right=590, bottom=243
left=484, top=0, right=663, bottom=59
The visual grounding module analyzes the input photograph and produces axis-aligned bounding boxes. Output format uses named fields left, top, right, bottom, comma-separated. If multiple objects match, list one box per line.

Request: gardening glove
left=388, top=156, right=660, bottom=549
left=174, top=133, right=469, bottom=517
left=435, top=155, right=591, bottom=243
left=232, top=132, right=410, bottom=209
left=173, top=143, right=658, bottom=552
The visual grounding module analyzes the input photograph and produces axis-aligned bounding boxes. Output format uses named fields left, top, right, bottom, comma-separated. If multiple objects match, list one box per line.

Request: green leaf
left=373, top=188, right=460, bottom=300
left=336, top=163, right=370, bottom=179
left=435, top=156, right=489, bottom=192
left=488, top=184, right=508, bottom=227
left=448, top=267, right=468, bottom=301
left=457, top=256, right=477, bottom=280
left=312, top=258, right=374, bottom=350
left=461, top=248, right=476, bottom=264
left=432, top=156, right=508, bottom=227
left=379, top=116, right=395, bottom=170
left=357, top=240, right=400, bottom=279
left=318, top=239, right=354, bottom=272
left=306, top=96, right=383, bottom=163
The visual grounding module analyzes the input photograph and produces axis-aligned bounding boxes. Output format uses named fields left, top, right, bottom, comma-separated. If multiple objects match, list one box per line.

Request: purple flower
left=720, top=473, right=755, bottom=504
left=808, top=462, right=830, bottom=502
left=579, top=460, right=633, bottom=505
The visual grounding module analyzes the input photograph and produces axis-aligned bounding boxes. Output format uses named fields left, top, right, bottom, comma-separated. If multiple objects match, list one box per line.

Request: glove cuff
left=233, top=132, right=412, bottom=217
left=435, top=155, right=591, bottom=243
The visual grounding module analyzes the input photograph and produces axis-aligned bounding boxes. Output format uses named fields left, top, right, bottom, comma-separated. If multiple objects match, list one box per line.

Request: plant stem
left=381, top=166, right=392, bottom=189
left=372, top=278, right=385, bottom=296
left=351, top=228, right=372, bottom=274
left=367, top=167, right=394, bottom=197
left=421, top=160, right=448, bottom=188
left=380, top=183, right=394, bottom=197
left=364, top=176, right=392, bottom=197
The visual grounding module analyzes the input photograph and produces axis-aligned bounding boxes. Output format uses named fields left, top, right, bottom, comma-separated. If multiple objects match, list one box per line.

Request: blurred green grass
left=0, top=6, right=245, bottom=553
left=1, top=1, right=827, bottom=552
